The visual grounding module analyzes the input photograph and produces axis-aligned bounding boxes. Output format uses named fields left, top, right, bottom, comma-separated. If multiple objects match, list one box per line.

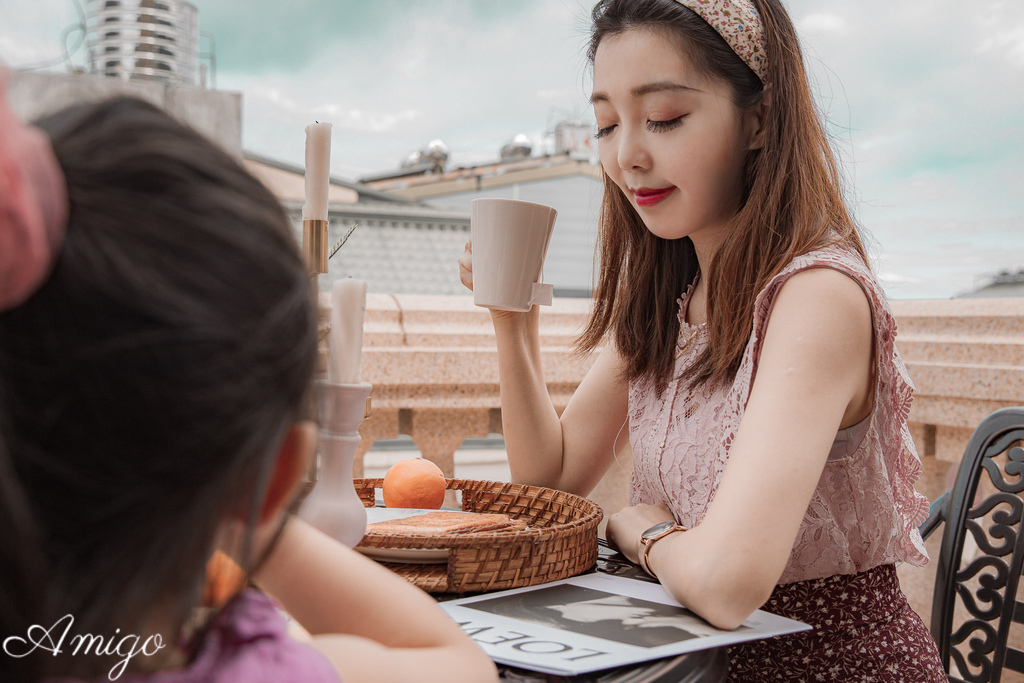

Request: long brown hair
left=577, top=0, right=867, bottom=395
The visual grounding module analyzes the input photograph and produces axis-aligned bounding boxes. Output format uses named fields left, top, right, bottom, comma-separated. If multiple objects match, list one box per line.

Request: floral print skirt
left=727, top=564, right=946, bottom=682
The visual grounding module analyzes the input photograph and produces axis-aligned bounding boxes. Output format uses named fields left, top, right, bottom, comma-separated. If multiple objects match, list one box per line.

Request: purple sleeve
left=144, top=589, right=341, bottom=683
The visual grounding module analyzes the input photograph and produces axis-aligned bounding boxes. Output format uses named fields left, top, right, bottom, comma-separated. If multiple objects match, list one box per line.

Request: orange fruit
left=203, top=550, right=247, bottom=607
left=383, top=457, right=447, bottom=509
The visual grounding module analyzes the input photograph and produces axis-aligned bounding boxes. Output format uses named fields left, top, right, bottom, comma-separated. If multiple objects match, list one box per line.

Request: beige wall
left=8, top=70, right=242, bottom=156
left=244, top=159, right=359, bottom=204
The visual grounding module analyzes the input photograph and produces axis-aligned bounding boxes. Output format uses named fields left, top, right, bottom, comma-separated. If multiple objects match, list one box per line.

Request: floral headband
left=676, top=0, right=768, bottom=82
left=0, top=68, right=68, bottom=311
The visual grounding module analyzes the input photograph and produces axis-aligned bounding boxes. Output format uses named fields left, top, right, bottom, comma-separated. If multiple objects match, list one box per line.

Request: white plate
left=363, top=507, right=466, bottom=524
left=356, top=546, right=449, bottom=564
left=356, top=507, right=472, bottom=565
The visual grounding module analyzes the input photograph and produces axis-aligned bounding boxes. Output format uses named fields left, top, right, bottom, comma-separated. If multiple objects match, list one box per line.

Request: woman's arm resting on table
left=609, top=268, right=874, bottom=630
left=253, top=517, right=498, bottom=683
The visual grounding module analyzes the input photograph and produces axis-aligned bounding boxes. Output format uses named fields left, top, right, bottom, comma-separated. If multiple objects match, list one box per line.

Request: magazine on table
left=439, top=567, right=811, bottom=676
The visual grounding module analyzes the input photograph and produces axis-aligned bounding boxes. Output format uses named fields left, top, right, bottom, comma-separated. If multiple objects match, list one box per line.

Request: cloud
left=244, top=84, right=418, bottom=134
left=787, top=0, right=1024, bottom=226
left=0, top=35, right=53, bottom=66
left=194, top=0, right=546, bottom=74
left=797, top=13, right=846, bottom=35
left=978, top=23, right=1024, bottom=67
left=192, top=1, right=402, bottom=73
left=870, top=215, right=1024, bottom=299
left=3, top=0, right=1022, bottom=297
left=0, top=0, right=83, bottom=68
left=216, top=0, right=592, bottom=177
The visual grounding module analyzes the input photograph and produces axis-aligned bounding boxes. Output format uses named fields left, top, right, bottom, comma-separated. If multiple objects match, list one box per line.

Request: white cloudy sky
left=2, top=0, right=1023, bottom=298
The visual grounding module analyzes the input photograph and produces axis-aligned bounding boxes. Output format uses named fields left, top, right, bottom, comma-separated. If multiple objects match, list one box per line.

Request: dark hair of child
left=0, top=97, right=317, bottom=680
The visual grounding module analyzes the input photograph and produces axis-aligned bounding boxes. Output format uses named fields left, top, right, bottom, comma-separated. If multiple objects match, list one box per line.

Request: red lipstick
left=633, top=186, right=674, bottom=207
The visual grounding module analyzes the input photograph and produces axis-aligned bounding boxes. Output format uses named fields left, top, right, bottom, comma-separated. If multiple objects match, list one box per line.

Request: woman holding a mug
left=458, top=0, right=945, bottom=680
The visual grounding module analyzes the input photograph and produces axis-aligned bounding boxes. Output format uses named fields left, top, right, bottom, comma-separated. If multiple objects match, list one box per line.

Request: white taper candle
left=303, top=122, right=332, bottom=221
left=329, top=277, right=367, bottom=384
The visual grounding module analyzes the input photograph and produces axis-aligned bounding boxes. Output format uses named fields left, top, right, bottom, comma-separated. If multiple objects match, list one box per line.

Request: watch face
left=643, top=521, right=677, bottom=539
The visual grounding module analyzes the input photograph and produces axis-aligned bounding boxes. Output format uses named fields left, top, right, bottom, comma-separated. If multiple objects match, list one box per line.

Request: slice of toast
left=368, top=511, right=527, bottom=536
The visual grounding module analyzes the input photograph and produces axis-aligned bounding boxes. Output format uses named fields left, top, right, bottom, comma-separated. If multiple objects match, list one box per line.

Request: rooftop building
left=243, top=154, right=470, bottom=296
left=361, top=130, right=604, bottom=298
left=959, top=269, right=1024, bottom=298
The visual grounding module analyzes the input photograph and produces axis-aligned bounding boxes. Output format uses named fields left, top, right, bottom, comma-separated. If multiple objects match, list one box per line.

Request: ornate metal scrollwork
left=953, top=555, right=1007, bottom=622
left=965, top=492, right=1023, bottom=557
left=980, top=445, right=1024, bottom=493
left=949, top=618, right=996, bottom=683
left=937, top=411, right=1024, bottom=683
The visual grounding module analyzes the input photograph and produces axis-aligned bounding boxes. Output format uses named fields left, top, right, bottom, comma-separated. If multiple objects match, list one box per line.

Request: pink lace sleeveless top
left=628, top=244, right=931, bottom=585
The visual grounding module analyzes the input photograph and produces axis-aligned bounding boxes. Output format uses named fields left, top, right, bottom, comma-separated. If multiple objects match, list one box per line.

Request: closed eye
left=647, top=116, right=685, bottom=133
left=594, top=124, right=617, bottom=140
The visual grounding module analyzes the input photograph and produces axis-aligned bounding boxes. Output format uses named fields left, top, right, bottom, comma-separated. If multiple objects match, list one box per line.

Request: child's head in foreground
left=0, top=92, right=318, bottom=680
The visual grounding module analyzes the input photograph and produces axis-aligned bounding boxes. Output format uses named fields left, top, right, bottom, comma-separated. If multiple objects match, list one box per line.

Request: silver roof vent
left=500, top=133, right=532, bottom=161
left=400, top=139, right=449, bottom=172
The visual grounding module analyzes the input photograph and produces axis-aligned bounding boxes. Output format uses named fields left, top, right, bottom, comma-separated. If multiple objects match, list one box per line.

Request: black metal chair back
left=922, top=407, right=1024, bottom=682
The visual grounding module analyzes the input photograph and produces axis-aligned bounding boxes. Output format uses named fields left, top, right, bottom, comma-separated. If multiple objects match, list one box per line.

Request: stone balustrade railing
left=317, top=293, right=595, bottom=479
left=319, top=294, right=1024, bottom=506
left=891, top=298, right=1024, bottom=462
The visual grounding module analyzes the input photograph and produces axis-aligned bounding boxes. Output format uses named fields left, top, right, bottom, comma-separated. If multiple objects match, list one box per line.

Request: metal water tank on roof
left=400, top=150, right=424, bottom=169
left=423, top=139, right=449, bottom=170
left=85, top=0, right=200, bottom=86
left=555, top=121, right=596, bottom=160
left=500, top=133, right=533, bottom=161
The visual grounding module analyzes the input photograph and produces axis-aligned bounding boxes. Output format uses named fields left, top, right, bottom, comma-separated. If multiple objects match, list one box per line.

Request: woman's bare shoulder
left=770, top=266, right=872, bottom=334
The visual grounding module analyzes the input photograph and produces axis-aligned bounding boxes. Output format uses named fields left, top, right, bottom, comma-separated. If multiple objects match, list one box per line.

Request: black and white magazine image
left=463, top=584, right=747, bottom=649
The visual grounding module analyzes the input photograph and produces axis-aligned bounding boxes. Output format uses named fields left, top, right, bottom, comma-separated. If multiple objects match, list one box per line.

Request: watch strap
left=638, top=523, right=686, bottom=579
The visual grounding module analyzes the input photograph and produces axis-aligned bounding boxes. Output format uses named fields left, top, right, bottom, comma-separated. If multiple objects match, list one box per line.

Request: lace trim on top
left=628, top=244, right=930, bottom=584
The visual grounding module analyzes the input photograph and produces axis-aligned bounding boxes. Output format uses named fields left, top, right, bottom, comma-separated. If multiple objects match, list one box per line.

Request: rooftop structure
left=362, top=150, right=604, bottom=298
left=499, top=133, right=532, bottom=162
left=242, top=153, right=471, bottom=296
left=85, top=0, right=201, bottom=86
left=244, top=153, right=405, bottom=206
left=287, top=200, right=471, bottom=296
left=361, top=148, right=601, bottom=199
left=960, top=268, right=1024, bottom=298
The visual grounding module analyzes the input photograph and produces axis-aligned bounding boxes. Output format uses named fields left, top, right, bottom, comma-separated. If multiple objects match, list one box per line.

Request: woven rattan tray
left=353, top=477, right=603, bottom=593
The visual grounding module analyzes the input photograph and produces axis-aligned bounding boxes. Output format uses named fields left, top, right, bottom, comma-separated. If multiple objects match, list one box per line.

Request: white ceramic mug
left=471, top=198, right=557, bottom=312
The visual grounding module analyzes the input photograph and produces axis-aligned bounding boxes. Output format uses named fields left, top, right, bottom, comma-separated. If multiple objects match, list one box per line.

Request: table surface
left=435, top=540, right=729, bottom=683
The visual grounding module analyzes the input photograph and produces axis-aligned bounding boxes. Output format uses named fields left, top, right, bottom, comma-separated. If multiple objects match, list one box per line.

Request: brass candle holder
left=303, top=218, right=329, bottom=275
left=301, top=217, right=328, bottom=491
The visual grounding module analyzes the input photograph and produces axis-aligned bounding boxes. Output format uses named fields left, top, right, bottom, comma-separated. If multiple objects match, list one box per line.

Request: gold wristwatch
left=638, top=520, right=687, bottom=579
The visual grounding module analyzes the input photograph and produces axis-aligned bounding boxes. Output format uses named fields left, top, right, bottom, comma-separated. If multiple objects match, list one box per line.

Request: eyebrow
left=590, top=80, right=701, bottom=104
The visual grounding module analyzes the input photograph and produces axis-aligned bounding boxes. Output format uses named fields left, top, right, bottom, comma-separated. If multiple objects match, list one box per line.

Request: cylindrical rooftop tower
left=85, top=0, right=199, bottom=86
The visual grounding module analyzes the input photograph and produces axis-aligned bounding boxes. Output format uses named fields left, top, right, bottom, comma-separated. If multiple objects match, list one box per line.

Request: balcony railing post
left=407, top=407, right=491, bottom=478
left=353, top=407, right=399, bottom=478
